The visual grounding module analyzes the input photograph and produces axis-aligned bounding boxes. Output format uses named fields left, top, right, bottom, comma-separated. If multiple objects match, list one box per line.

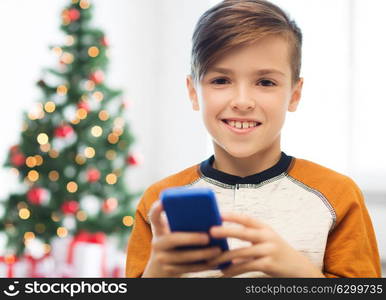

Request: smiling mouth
left=221, top=119, right=262, bottom=129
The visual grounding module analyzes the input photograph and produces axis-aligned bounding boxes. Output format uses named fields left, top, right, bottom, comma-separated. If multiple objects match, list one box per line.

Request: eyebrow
left=207, top=67, right=285, bottom=77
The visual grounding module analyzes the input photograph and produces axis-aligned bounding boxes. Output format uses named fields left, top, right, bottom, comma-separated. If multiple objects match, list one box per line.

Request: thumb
left=148, top=200, right=170, bottom=237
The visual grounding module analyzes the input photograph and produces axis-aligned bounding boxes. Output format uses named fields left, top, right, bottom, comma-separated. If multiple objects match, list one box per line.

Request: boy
left=126, top=0, right=381, bottom=278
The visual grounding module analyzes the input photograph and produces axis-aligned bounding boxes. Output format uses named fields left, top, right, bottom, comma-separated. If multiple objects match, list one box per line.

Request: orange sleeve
left=125, top=164, right=201, bottom=277
left=125, top=192, right=154, bottom=278
left=323, top=177, right=381, bottom=278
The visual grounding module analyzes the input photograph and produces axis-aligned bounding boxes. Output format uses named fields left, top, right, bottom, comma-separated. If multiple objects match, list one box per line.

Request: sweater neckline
left=199, top=151, right=293, bottom=185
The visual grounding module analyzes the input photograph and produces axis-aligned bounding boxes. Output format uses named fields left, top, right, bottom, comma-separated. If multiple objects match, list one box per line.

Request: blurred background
left=0, top=0, right=384, bottom=277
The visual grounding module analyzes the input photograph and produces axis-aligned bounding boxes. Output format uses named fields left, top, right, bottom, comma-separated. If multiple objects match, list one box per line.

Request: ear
left=288, top=77, right=304, bottom=112
left=186, top=75, right=200, bottom=111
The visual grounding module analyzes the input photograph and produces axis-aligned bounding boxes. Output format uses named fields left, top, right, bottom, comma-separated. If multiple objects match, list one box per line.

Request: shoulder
left=287, top=157, right=364, bottom=224
left=288, top=157, right=352, bottom=185
left=288, top=157, right=361, bottom=193
left=137, top=163, right=202, bottom=216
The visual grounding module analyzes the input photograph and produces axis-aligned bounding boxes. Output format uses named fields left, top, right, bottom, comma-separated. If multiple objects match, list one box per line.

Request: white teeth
left=225, top=120, right=259, bottom=129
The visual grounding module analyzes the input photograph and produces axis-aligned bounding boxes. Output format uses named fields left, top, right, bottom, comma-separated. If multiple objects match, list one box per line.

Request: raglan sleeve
left=323, top=178, right=381, bottom=278
left=125, top=191, right=154, bottom=278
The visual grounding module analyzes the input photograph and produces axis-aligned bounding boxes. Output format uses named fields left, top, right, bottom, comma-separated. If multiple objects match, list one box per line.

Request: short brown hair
left=190, top=0, right=302, bottom=85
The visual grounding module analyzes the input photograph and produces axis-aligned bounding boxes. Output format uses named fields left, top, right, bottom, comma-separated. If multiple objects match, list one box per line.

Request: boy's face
left=186, top=34, right=303, bottom=159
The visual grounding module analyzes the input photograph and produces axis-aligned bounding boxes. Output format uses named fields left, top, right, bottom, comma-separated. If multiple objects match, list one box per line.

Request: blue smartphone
left=160, top=186, right=231, bottom=269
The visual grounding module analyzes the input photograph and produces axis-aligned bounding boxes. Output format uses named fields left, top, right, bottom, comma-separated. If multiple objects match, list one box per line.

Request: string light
left=28, top=112, right=37, bottom=120
left=57, top=85, right=68, bottom=96
left=114, top=117, right=125, bottom=127
left=51, top=212, right=60, bottom=222
left=91, top=126, right=103, bottom=137
left=88, top=46, right=100, bottom=58
left=48, top=170, right=59, bottom=181
left=61, top=52, right=74, bottom=64
left=85, top=80, right=95, bottom=91
left=37, top=133, right=49, bottom=145
left=76, top=108, right=88, bottom=119
left=93, top=91, right=104, bottom=101
left=57, top=227, right=68, bottom=238
left=105, top=150, right=117, bottom=160
left=27, top=170, right=39, bottom=182
left=80, top=0, right=90, bottom=9
left=24, top=232, right=35, bottom=241
left=26, top=156, right=37, bottom=168
left=84, top=147, right=95, bottom=158
left=44, top=101, right=56, bottom=113
left=35, top=155, right=43, bottom=166
left=40, top=143, right=51, bottom=152
left=19, top=208, right=31, bottom=220
left=98, top=110, right=109, bottom=121
left=52, top=47, right=63, bottom=56
left=76, top=210, right=87, bottom=221
left=75, top=154, right=86, bottom=165
left=107, top=133, right=119, bottom=144
left=67, top=181, right=78, bottom=193
left=66, top=35, right=75, bottom=46
left=28, top=103, right=45, bottom=120
left=113, top=127, right=123, bottom=136
left=106, top=173, right=117, bottom=185
left=71, top=118, right=81, bottom=125
left=122, top=216, right=134, bottom=227
left=48, top=150, right=59, bottom=158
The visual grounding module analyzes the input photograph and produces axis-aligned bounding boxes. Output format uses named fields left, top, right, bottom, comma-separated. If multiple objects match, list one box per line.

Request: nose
left=230, top=84, right=255, bottom=111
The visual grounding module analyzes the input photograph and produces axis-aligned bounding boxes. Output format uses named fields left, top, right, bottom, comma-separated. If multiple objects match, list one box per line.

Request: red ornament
left=61, top=200, right=79, bottom=215
left=77, top=101, right=90, bottom=112
left=126, top=153, right=144, bottom=166
left=54, top=124, right=74, bottom=138
left=27, top=187, right=48, bottom=205
left=11, top=153, right=25, bottom=167
left=100, top=36, right=109, bottom=47
left=87, top=168, right=100, bottom=182
left=89, top=70, right=104, bottom=84
left=102, top=197, right=118, bottom=213
left=68, top=8, right=80, bottom=21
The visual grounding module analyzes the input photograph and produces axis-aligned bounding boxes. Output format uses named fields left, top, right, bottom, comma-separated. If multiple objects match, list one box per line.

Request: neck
left=212, top=142, right=282, bottom=177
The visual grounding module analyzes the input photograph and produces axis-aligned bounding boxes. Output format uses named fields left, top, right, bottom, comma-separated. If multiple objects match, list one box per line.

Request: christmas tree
left=0, top=0, right=142, bottom=260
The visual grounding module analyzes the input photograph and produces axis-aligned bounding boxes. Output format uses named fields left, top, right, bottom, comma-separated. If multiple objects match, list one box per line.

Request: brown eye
left=211, top=78, right=229, bottom=85
left=258, top=80, right=276, bottom=86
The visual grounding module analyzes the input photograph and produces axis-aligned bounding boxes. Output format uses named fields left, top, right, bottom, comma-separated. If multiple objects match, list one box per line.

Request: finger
left=207, top=244, right=268, bottom=267
left=164, top=247, right=222, bottom=264
left=148, top=200, right=169, bottom=236
left=221, top=257, right=270, bottom=277
left=154, top=232, right=210, bottom=251
left=210, top=225, right=266, bottom=243
left=221, top=212, right=264, bottom=229
left=163, top=261, right=217, bottom=276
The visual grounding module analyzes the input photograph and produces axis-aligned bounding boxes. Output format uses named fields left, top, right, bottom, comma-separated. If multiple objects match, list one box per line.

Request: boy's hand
left=207, top=212, right=325, bottom=278
left=142, top=200, right=222, bottom=277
